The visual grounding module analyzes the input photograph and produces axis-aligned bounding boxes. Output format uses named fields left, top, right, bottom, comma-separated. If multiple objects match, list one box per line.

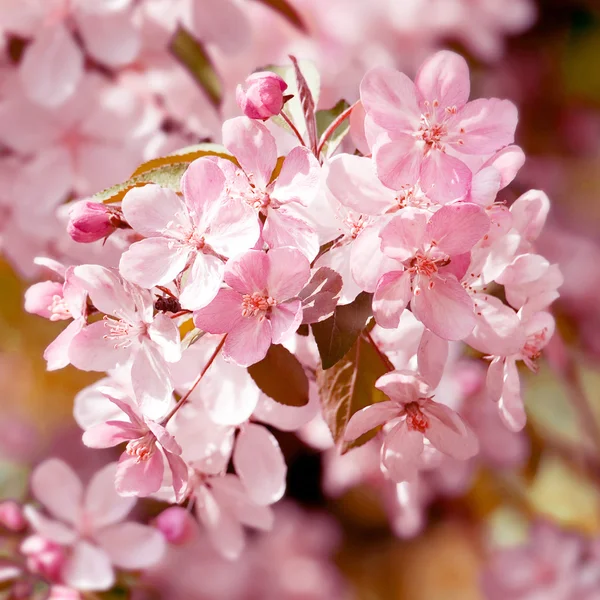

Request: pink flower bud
left=236, top=72, right=288, bottom=120
left=21, top=536, right=66, bottom=582
left=67, top=201, right=116, bottom=243
left=47, top=586, right=82, bottom=600
left=155, top=507, right=195, bottom=545
left=0, top=501, right=26, bottom=532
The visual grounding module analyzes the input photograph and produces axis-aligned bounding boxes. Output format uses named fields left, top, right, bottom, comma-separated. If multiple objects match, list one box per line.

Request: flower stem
left=280, top=110, right=307, bottom=147
left=316, top=100, right=359, bottom=157
left=365, top=329, right=395, bottom=372
left=163, top=335, right=226, bottom=424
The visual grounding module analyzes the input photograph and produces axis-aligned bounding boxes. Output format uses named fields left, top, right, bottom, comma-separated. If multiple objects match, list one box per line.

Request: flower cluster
left=18, top=49, right=562, bottom=597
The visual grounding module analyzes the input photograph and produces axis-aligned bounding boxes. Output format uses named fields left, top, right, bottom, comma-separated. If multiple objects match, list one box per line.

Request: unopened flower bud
left=155, top=507, right=195, bottom=545
left=67, top=201, right=118, bottom=243
left=236, top=72, right=288, bottom=120
left=21, top=535, right=66, bottom=582
left=0, top=500, right=26, bottom=532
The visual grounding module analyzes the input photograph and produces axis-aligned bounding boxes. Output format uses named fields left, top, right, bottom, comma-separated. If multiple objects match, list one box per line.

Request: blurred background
left=1, top=0, right=600, bottom=598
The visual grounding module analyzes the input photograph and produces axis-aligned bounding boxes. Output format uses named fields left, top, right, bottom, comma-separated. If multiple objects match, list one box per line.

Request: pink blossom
left=236, top=71, right=288, bottom=120
left=361, top=51, right=518, bottom=202
left=67, top=201, right=120, bottom=243
left=193, top=248, right=310, bottom=366
left=119, top=158, right=259, bottom=310
left=24, top=459, right=165, bottom=591
left=344, top=370, right=479, bottom=482
left=67, top=265, right=181, bottom=417
left=0, top=500, right=26, bottom=532
left=82, top=395, right=188, bottom=501
left=155, top=507, right=197, bottom=546
left=220, top=117, right=321, bottom=260
left=374, top=203, right=490, bottom=339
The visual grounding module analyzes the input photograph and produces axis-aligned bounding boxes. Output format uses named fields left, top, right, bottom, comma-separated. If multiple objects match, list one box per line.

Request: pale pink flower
left=220, top=117, right=321, bottom=260
left=24, top=459, right=165, bottom=591
left=344, top=370, right=479, bottom=482
left=236, top=71, right=288, bottom=120
left=374, top=203, right=490, bottom=339
left=67, top=265, right=181, bottom=418
left=191, top=473, right=274, bottom=560
left=82, top=395, right=188, bottom=501
left=119, top=158, right=259, bottom=310
left=193, top=248, right=310, bottom=367
left=361, top=51, right=518, bottom=202
left=0, top=501, right=26, bottom=532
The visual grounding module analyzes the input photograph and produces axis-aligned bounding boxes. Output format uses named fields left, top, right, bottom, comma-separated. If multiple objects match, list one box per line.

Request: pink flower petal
left=119, top=237, right=191, bottom=289
left=94, top=522, right=165, bottom=570
left=179, top=253, right=225, bottom=311
left=263, top=209, right=320, bottom=261
left=84, top=462, right=136, bottom=530
left=222, top=117, right=276, bottom=190
left=420, top=151, right=472, bottom=203
left=25, top=282, right=65, bottom=319
left=68, top=321, right=131, bottom=372
left=269, top=299, right=303, bottom=344
left=373, top=270, right=412, bottom=329
left=193, top=289, right=244, bottom=334
left=63, top=541, right=114, bottom=592
left=486, top=357, right=506, bottom=403
left=382, top=421, right=424, bottom=482
left=115, top=453, right=164, bottom=497
left=233, top=423, right=286, bottom=505
left=131, top=343, right=173, bottom=421
left=482, top=145, right=525, bottom=189
left=164, top=451, right=189, bottom=502
left=344, top=401, right=400, bottom=441
left=510, top=190, right=550, bottom=242
left=417, top=329, right=448, bottom=389
left=375, top=371, right=429, bottom=405
left=223, top=316, right=272, bottom=367
left=23, top=506, right=77, bottom=545
left=181, top=157, right=226, bottom=225
left=373, top=136, right=423, bottom=190
left=426, top=203, right=490, bottom=256
left=223, top=250, right=269, bottom=294
left=326, top=154, right=396, bottom=215
left=121, top=185, right=189, bottom=238
left=498, top=359, right=526, bottom=432
left=82, top=421, right=140, bottom=449
left=44, top=319, right=84, bottom=371
left=266, top=247, right=311, bottom=300
left=145, top=421, right=182, bottom=456
left=360, top=66, right=421, bottom=134
left=380, top=208, right=428, bottom=262
left=411, top=274, right=476, bottom=341
left=450, top=98, right=518, bottom=154
left=272, top=147, right=320, bottom=207
left=19, top=24, right=83, bottom=108
left=422, top=399, right=479, bottom=460
left=195, top=484, right=244, bottom=560
left=147, top=313, right=182, bottom=363
left=30, top=459, right=82, bottom=525
left=204, top=199, right=260, bottom=257
left=470, top=166, right=501, bottom=206
left=77, top=8, right=140, bottom=67
left=415, top=51, right=471, bottom=110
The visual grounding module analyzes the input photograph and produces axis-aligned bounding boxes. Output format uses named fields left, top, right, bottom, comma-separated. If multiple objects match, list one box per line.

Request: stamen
left=405, top=402, right=429, bottom=433
left=241, top=292, right=276, bottom=320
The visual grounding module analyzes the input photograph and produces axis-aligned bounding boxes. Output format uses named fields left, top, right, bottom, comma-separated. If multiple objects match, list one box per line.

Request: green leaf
left=248, top=344, right=309, bottom=406
left=170, top=26, right=222, bottom=107
left=94, top=163, right=190, bottom=204
left=316, top=335, right=390, bottom=453
left=311, top=292, right=373, bottom=369
left=253, top=0, right=308, bottom=32
left=131, top=143, right=235, bottom=177
left=316, top=99, right=350, bottom=157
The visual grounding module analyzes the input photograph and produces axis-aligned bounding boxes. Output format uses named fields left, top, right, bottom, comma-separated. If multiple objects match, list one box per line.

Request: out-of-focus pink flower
left=0, top=500, right=26, bottom=532
left=345, top=370, right=479, bottom=482
left=67, top=265, right=181, bottom=418
left=119, top=158, right=259, bottom=310
left=155, top=507, right=197, bottom=546
left=24, top=459, right=165, bottom=592
left=374, top=204, right=489, bottom=339
left=67, top=201, right=120, bottom=244
left=82, top=395, right=188, bottom=501
left=194, top=248, right=310, bottom=366
left=220, top=117, right=321, bottom=260
left=236, top=71, right=288, bottom=120
left=20, top=535, right=67, bottom=583
left=361, top=51, right=518, bottom=202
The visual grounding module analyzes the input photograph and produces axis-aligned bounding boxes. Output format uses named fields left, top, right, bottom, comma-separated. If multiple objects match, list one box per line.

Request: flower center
left=343, top=214, right=368, bottom=239
left=410, top=251, right=439, bottom=277
left=404, top=402, right=429, bottom=433
left=241, top=292, right=276, bottom=320
left=102, top=313, right=145, bottom=349
left=521, top=328, right=548, bottom=372
left=417, top=101, right=462, bottom=151
left=47, top=295, right=71, bottom=321
left=405, top=402, right=429, bottom=433
left=126, top=433, right=156, bottom=463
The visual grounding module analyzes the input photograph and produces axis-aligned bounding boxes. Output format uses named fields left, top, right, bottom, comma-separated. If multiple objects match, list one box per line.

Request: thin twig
left=280, top=110, right=307, bottom=147
left=364, top=329, right=395, bottom=372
